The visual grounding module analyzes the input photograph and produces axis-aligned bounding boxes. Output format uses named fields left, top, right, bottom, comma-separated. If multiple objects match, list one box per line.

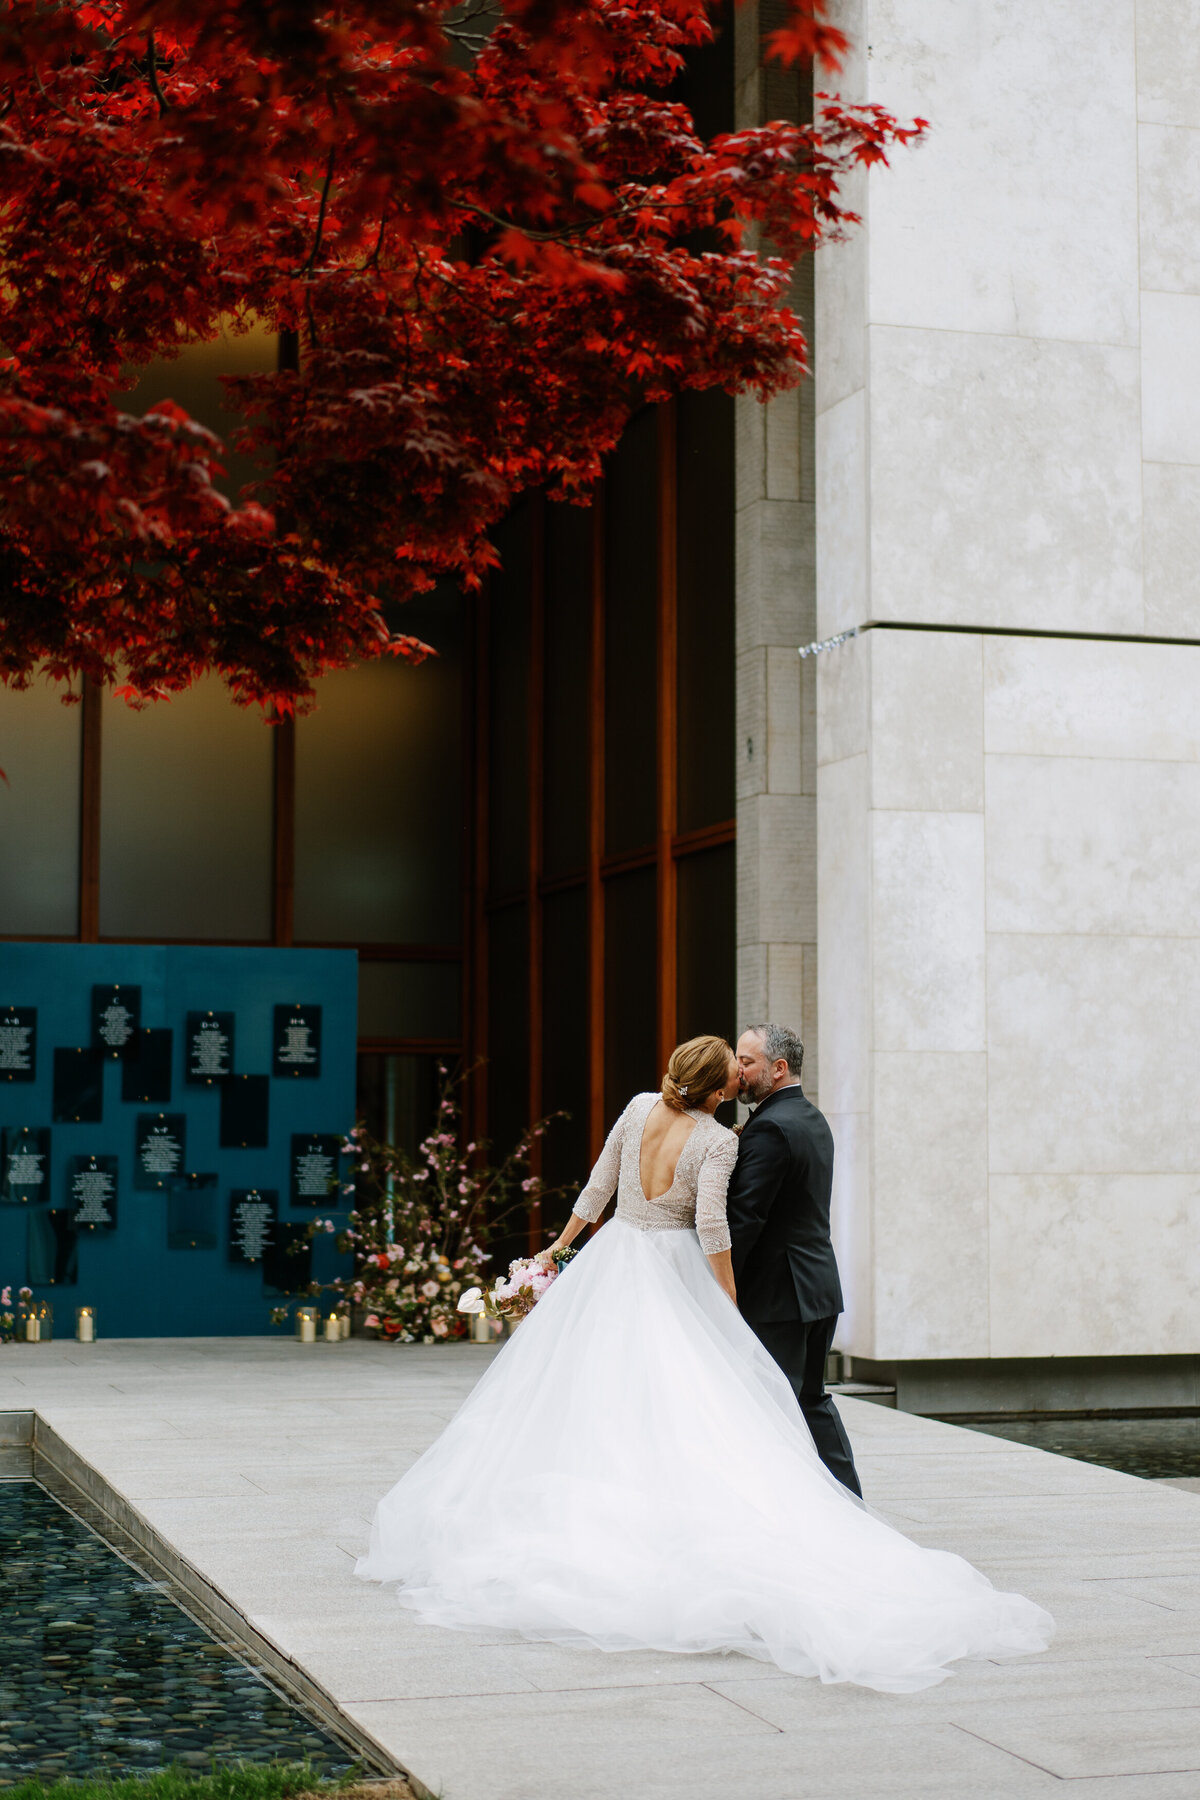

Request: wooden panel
left=587, top=488, right=607, bottom=1167
left=468, top=585, right=490, bottom=1144
left=526, top=496, right=545, bottom=1251
left=79, top=678, right=102, bottom=942
left=271, top=714, right=295, bottom=946
left=656, top=398, right=679, bottom=1071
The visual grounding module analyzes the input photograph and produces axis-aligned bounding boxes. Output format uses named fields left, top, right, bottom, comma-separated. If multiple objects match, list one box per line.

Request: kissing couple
left=358, top=1025, right=1052, bottom=1692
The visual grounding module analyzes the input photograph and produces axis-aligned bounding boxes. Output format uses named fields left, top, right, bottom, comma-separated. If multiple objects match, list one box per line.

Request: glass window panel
left=604, top=410, right=658, bottom=856
left=356, top=1052, right=441, bottom=1153
left=673, top=13, right=733, bottom=139
left=357, top=960, right=461, bottom=1042
left=487, top=902, right=529, bottom=1154
left=603, top=867, right=658, bottom=1123
left=0, top=681, right=80, bottom=937
left=540, top=886, right=588, bottom=1191
left=676, top=844, right=736, bottom=1046
left=488, top=505, right=531, bottom=899
left=122, top=320, right=278, bottom=503
left=676, top=390, right=735, bottom=834
left=294, top=592, right=462, bottom=944
left=542, top=502, right=592, bottom=881
left=99, top=678, right=272, bottom=940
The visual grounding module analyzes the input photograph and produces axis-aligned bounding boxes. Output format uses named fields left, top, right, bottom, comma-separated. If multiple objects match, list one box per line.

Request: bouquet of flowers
left=458, top=1247, right=577, bottom=1326
left=273, top=1065, right=576, bottom=1343
left=0, top=1286, right=25, bottom=1345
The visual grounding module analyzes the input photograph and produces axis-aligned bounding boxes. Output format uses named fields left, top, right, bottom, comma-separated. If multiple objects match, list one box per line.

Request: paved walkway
left=4, top=1339, right=1200, bottom=1799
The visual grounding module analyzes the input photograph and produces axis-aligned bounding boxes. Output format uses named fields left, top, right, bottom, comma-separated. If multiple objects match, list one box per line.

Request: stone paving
left=4, top=1338, right=1200, bottom=1799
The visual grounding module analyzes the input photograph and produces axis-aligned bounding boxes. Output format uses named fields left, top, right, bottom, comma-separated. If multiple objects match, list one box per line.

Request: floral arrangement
left=274, top=1066, right=575, bottom=1343
left=458, top=1247, right=577, bottom=1326
left=0, top=1287, right=30, bottom=1345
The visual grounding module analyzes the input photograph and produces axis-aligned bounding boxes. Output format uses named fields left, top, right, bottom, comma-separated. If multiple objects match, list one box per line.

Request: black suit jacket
left=726, top=1085, right=843, bottom=1324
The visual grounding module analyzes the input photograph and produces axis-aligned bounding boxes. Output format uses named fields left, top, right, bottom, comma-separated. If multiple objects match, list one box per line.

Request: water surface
left=0, top=1482, right=355, bottom=1783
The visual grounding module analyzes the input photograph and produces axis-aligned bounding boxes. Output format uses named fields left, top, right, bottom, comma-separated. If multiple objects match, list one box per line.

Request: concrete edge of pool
left=0, top=1409, right=422, bottom=1796
left=8, top=1339, right=1200, bottom=1800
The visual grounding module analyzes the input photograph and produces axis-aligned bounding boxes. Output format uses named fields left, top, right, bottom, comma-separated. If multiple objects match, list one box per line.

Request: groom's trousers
left=749, top=1314, right=863, bottom=1498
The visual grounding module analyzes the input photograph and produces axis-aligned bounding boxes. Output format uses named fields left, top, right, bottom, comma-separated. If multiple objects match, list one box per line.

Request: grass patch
left=0, top=1768, right=417, bottom=1800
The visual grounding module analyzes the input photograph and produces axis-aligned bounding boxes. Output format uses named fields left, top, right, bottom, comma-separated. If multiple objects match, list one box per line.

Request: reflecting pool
left=959, top=1413, right=1200, bottom=1480
left=0, top=1482, right=356, bottom=1784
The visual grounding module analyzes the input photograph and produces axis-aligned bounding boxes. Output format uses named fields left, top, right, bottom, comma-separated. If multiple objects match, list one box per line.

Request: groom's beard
left=741, top=1071, right=776, bottom=1105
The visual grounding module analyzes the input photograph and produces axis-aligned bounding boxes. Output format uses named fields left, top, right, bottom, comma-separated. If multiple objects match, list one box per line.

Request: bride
left=356, top=1035, right=1053, bottom=1692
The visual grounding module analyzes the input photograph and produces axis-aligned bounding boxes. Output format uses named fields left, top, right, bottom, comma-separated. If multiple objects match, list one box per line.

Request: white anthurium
left=457, top=1288, right=485, bottom=1314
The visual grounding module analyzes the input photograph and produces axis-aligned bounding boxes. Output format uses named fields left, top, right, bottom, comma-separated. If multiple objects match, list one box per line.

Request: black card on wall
left=28, top=1209, right=78, bottom=1287
left=91, top=985, right=141, bottom=1059
left=291, top=1134, right=341, bottom=1206
left=67, top=1154, right=118, bottom=1231
left=122, top=1029, right=173, bottom=1105
left=185, top=1011, right=235, bottom=1085
left=1, top=1127, right=50, bottom=1205
left=167, top=1175, right=218, bottom=1251
left=263, top=1228, right=313, bottom=1297
left=219, top=1075, right=269, bottom=1148
left=134, top=1113, right=187, bottom=1191
left=272, top=1004, right=322, bottom=1079
left=0, top=1008, right=36, bottom=1082
left=229, top=1188, right=277, bottom=1264
left=53, top=1049, right=103, bottom=1123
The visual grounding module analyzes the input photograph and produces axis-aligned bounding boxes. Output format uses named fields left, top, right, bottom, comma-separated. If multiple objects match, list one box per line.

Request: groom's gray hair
left=746, top=1023, right=803, bottom=1077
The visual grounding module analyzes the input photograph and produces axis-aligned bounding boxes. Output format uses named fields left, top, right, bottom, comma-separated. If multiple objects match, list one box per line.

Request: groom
left=726, top=1024, right=862, bottom=1497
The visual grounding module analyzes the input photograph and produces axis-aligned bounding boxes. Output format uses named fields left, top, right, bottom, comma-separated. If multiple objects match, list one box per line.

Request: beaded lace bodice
left=573, top=1092, right=736, bottom=1255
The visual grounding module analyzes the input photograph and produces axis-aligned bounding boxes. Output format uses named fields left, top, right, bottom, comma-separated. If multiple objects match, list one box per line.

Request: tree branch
left=300, top=142, right=337, bottom=278
left=146, top=32, right=172, bottom=114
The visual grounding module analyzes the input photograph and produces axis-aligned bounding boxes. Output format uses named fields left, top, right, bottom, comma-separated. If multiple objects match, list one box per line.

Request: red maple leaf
left=0, top=0, right=924, bottom=710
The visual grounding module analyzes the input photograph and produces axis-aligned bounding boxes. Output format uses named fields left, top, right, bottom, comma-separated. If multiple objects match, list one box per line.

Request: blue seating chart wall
left=0, top=944, right=357, bottom=1336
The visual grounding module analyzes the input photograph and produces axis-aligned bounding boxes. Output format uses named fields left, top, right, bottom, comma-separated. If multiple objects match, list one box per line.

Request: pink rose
left=364, top=1314, right=380, bottom=1328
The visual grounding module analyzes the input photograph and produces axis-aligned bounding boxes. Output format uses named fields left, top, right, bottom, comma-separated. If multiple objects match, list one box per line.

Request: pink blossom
left=364, top=1314, right=380, bottom=1328
left=457, top=1180, right=470, bottom=1195
left=431, top=1318, right=449, bottom=1337
left=323, top=1220, right=335, bottom=1232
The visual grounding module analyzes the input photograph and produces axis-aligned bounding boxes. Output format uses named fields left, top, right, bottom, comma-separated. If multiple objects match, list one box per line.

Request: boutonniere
left=732, top=1123, right=744, bottom=1138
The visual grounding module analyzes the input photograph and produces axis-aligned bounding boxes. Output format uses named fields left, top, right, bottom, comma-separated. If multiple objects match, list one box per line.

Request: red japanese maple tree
left=0, top=1, right=923, bottom=709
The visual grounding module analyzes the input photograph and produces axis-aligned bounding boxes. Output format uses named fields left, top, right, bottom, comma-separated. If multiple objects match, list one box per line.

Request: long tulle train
left=356, top=1218, right=1053, bottom=1692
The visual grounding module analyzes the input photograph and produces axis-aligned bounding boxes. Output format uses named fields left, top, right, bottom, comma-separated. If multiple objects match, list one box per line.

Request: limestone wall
left=813, top=1, right=1200, bottom=1365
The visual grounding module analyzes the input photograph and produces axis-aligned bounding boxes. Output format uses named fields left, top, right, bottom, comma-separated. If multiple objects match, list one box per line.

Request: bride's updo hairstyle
left=662, top=1035, right=733, bottom=1112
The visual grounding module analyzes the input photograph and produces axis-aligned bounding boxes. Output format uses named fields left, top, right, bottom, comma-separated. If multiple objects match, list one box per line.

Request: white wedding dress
left=356, top=1094, right=1053, bottom=1692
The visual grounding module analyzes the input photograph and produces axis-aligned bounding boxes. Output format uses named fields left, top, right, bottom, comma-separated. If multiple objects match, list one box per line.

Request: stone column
left=734, top=5, right=821, bottom=1097
left=814, top=0, right=1200, bottom=1403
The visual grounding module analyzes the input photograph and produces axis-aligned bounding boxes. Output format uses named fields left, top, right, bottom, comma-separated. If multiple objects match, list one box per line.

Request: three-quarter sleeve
left=572, top=1104, right=628, bottom=1223
left=694, top=1129, right=737, bottom=1255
